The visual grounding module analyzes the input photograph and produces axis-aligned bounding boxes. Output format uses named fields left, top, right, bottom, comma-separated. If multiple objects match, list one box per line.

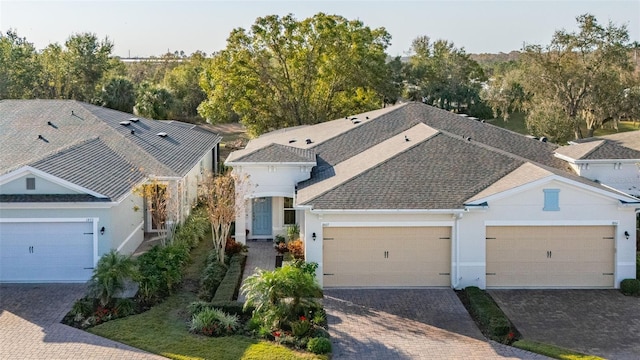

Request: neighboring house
left=0, top=99, right=221, bottom=283
left=227, top=102, right=639, bottom=290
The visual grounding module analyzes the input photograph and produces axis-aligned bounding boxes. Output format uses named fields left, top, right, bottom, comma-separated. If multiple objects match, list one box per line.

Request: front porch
left=235, top=195, right=302, bottom=243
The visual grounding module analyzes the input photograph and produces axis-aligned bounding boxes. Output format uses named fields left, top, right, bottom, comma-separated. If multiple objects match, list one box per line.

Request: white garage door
left=0, top=221, right=95, bottom=282
left=486, top=226, right=615, bottom=288
left=323, top=227, right=451, bottom=287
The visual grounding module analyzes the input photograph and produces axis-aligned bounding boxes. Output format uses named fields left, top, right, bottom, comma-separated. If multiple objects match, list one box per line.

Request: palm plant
left=88, top=250, right=138, bottom=306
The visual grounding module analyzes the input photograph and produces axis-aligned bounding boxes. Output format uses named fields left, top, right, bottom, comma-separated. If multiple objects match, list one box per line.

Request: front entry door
left=252, top=197, right=272, bottom=236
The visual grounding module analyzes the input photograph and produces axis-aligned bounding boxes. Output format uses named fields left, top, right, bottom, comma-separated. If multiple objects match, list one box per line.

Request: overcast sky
left=1, top=0, right=638, bottom=57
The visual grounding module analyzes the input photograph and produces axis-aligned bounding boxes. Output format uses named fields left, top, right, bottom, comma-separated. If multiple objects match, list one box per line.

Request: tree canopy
left=198, top=13, right=392, bottom=136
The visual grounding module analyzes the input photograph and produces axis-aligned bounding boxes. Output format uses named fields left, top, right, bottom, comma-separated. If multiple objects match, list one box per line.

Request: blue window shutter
left=543, top=189, right=560, bottom=211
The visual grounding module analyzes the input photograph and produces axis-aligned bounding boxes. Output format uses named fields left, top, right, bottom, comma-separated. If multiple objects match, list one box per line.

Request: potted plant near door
left=274, top=235, right=287, bottom=267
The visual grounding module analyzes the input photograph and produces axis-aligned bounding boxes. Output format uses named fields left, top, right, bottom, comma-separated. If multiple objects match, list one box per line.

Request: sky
left=1, top=0, right=639, bottom=58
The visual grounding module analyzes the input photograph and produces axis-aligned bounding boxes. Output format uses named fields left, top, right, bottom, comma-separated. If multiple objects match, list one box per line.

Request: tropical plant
left=189, top=307, right=240, bottom=336
left=286, top=224, right=300, bottom=242
left=307, top=337, right=332, bottom=354
left=88, top=250, right=138, bottom=306
left=241, top=263, right=322, bottom=329
left=99, top=77, right=135, bottom=112
left=287, top=239, right=304, bottom=260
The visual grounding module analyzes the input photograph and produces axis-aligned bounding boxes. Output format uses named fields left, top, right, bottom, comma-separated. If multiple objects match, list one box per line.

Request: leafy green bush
left=137, top=243, right=190, bottom=304
left=188, top=300, right=254, bottom=318
left=620, top=278, right=640, bottom=296
left=464, top=286, right=513, bottom=341
left=189, top=308, right=240, bottom=337
left=291, top=318, right=312, bottom=337
left=88, top=250, right=138, bottom=306
left=241, top=262, right=322, bottom=329
left=307, top=337, right=332, bottom=354
left=114, top=298, right=136, bottom=317
left=636, top=253, right=639, bottom=280
left=69, top=297, right=96, bottom=321
left=212, top=254, right=246, bottom=302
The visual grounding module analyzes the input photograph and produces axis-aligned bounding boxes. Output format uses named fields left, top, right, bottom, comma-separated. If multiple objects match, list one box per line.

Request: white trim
left=618, top=262, right=636, bottom=266
left=485, top=220, right=619, bottom=226
left=0, top=202, right=118, bottom=209
left=0, top=166, right=108, bottom=198
left=311, top=209, right=465, bottom=215
left=247, top=191, right=295, bottom=199
left=0, top=217, right=99, bottom=268
left=458, top=262, right=486, bottom=267
left=322, top=221, right=454, bottom=227
left=117, top=221, right=144, bottom=252
left=226, top=161, right=316, bottom=167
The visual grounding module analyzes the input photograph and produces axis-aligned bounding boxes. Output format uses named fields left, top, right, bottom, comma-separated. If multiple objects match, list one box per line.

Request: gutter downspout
left=452, top=213, right=463, bottom=289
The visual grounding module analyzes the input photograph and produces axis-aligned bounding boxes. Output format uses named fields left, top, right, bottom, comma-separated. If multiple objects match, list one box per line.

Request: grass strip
left=513, top=340, right=605, bottom=360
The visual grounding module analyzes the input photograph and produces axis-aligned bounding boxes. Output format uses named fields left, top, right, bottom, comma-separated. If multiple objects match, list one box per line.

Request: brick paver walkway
left=0, top=284, right=165, bottom=359
left=490, top=289, right=640, bottom=360
left=325, top=289, right=550, bottom=360
left=237, top=240, right=276, bottom=302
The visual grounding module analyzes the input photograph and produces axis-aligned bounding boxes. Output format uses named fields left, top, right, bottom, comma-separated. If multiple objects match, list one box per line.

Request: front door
left=252, top=197, right=272, bottom=236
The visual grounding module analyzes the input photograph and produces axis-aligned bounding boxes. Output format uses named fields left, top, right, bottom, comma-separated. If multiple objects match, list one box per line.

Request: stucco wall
left=575, top=162, right=640, bottom=197
left=1, top=173, right=82, bottom=195
left=109, top=191, right=145, bottom=255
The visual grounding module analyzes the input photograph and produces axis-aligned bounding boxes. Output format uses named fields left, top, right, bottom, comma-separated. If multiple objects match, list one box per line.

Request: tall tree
left=163, top=51, right=208, bottom=120
left=198, top=13, right=391, bottom=136
left=99, top=77, right=136, bottom=113
left=134, top=82, right=174, bottom=119
left=404, top=36, right=486, bottom=113
left=521, top=14, right=634, bottom=139
left=0, top=30, right=41, bottom=99
left=63, top=33, right=114, bottom=101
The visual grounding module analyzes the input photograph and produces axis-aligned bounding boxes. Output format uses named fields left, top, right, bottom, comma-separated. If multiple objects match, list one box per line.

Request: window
left=26, top=177, right=35, bottom=190
left=543, top=189, right=560, bottom=211
left=284, top=197, right=296, bottom=225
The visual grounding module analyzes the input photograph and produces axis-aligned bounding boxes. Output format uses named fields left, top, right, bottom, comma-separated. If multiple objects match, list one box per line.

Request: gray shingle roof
left=232, top=143, right=315, bottom=163
left=0, top=99, right=221, bottom=201
left=580, top=140, right=640, bottom=160
left=301, top=133, right=523, bottom=209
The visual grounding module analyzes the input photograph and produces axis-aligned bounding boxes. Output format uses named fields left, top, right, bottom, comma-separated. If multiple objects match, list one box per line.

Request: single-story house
left=226, top=102, right=639, bottom=289
left=0, top=99, right=221, bottom=283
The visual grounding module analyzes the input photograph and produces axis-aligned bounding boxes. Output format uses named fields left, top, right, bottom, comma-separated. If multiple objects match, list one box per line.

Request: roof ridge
left=579, top=139, right=606, bottom=159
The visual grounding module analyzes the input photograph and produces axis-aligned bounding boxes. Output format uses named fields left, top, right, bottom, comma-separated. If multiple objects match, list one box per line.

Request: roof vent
left=129, top=117, right=140, bottom=122
left=130, top=130, right=135, bottom=135
left=353, top=120, right=360, bottom=124
left=350, top=117, right=358, bottom=121
left=480, top=120, right=485, bottom=123
left=305, top=138, right=312, bottom=145
left=366, top=116, right=369, bottom=120
left=119, top=121, right=131, bottom=126
left=405, top=135, right=410, bottom=142
left=157, top=132, right=168, bottom=137
left=539, top=137, right=547, bottom=142
left=466, top=137, right=471, bottom=141
left=37, top=134, right=48, bottom=142
left=288, top=139, right=296, bottom=144
left=47, top=121, right=53, bottom=126
left=458, top=114, right=468, bottom=117
left=71, top=110, right=74, bottom=116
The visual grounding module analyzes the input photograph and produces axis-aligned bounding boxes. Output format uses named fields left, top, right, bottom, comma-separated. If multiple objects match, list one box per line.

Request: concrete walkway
left=491, top=289, right=640, bottom=359
left=325, top=289, right=550, bottom=360
left=0, top=284, right=165, bottom=359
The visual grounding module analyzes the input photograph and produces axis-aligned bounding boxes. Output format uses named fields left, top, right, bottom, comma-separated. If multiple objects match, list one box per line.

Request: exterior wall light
left=624, top=231, right=630, bottom=240
left=312, top=232, right=317, bottom=241
left=100, top=226, right=106, bottom=235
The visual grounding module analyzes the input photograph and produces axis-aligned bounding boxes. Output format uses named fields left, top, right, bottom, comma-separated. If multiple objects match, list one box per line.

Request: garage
left=322, top=226, right=451, bottom=287
left=486, top=226, right=615, bottom=288
left=0, top=220, right=96, bottom=282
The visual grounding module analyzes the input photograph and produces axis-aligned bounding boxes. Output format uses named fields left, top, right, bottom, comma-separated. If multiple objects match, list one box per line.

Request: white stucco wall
left=573, top=161, right=640, bottom=197
left=109, top=192, right=145, bottom=255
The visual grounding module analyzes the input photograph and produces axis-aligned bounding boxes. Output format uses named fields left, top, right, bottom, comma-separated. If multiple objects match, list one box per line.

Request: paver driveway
left=490, top=289, right=640, bottom=360
left=0, top=284, right=165, bottom=359
left=324, top=289, right=550, bottom=360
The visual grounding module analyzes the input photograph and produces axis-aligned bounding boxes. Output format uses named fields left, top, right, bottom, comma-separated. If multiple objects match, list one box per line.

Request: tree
left=63, top=33, right=114, bottom=101
left=0, top=30, right=41, bottom=99
left=200, top=172, right=248, bottom=264
left=481, top=69, right=529, bottom=120
left=99, top=77, right=136, bottom=113
left=163, top=51, right=208, bottom=120
left=134, top=82, right=174, bottom=119
left=198, top=13, right=391, bottom=136
left=521, top=14, right=634, bottom=139
left=404, top=36, right=486, bottom=112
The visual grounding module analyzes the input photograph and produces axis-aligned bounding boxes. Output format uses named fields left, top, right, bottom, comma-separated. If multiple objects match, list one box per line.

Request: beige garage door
left=323, top=227, right=451, bottom=287
left=486, top=226, right=615, bottom=288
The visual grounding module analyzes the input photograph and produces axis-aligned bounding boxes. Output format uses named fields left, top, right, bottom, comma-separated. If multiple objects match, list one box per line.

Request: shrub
left=312, top=326, right=330, bottom=339
left=274, top=234, right=286, bottom=244
left=620, top=278, right=640, bottom=296
left=287, top=239, right=304, bottom=260
left=307, top=337, right=332, bottom=354
left=291, top=259, right=318, bottom=276
left=465, top=286, right=513, bottom=341
left=212, top=254, right=246, bottom=302
left=113, top=298, right=136, bottom=317
left=137, top=243, right=190, bottom=304
left=286, top=224, right=300, bottom=242
left=225, top=238, right=248, bottom=255
left=190, top=308, right=240, bottom=337
left=291, top=318, right=312, bottom=337
left=636, top=253, right=640, bottom=280
left=88, top=250, right=138, bottom=306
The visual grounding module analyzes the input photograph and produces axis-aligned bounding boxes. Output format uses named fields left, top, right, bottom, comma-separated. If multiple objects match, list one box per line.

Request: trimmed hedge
left=198, top=261, right=228, bottom=301
left=212, top=254, right=247, bottom=302
left=636, top=253, right=640, bottom=280
left=464, top=286, right=511, bottom=340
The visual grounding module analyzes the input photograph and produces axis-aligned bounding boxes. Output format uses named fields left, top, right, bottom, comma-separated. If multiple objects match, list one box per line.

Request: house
left=226, top=102, right=639, bottom=289
left=0, top=99, right=221, bottom=283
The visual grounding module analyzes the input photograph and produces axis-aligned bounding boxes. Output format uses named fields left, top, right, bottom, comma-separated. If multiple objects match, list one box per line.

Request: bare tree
left=200, top=171, right=249, bottom=263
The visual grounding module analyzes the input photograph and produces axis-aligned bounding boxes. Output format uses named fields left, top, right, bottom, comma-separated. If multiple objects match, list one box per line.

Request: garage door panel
left=323, top=227, right=451, bottom=287
left=0, top=221, right=94, bottom=282
left=487, top=226, right=614, bottom=288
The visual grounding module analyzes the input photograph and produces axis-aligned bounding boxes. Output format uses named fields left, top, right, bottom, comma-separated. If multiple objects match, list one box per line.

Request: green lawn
left=513, top=340, right=605, bottom=360
left=487, top=111, right=639, bottom=137
left=89, top=240, right=323, bottom=360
